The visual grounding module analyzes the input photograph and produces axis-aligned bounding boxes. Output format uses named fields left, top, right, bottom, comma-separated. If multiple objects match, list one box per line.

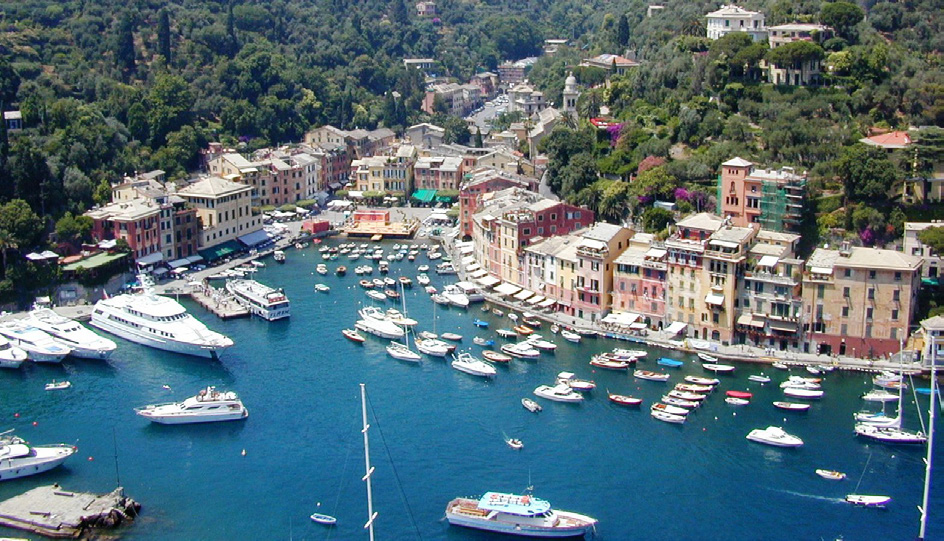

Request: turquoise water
left=0, top=241, right=941, bottom=540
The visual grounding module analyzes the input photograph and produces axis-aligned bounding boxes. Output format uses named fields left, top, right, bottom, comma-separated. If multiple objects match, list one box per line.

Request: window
left=841, top=323, right=847, bottom=335
left=892, top=309, right=899, bottom=320
left=866, top=307, right=873, bottom=320
left=893, top=290, right=900, bottom=301
left=891, top=328, right=898, bottom=340
left=844, top=268, right=851, bottom=278
left=817, top=284, right=824, bottom=299
left=894, top=271, right=902, bottom=281
left=869, top=270, right=876, bottom=279
left=842, top=306, right=849, bottom=317
left=843, top=287, right=850, bottom=298
left=867, top=288, right=874, bottom=300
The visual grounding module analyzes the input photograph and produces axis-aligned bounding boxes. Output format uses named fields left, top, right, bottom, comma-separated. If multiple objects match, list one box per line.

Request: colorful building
left=459, top=168, right=538, bottom=238
left=717, top=157, right=806, bottom=232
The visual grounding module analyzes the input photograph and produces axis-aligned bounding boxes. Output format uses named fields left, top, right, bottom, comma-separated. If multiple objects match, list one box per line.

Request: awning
left=237, top=229, right=271, bottom=247
left=665, top=321, right=687, bottom=335
left=709, top=239, right=739, bottom=249
left=514, top=289, right=534, bottom=301
left=477, top=275, right=501, bottom=287
left=527, top=294, right=546, bottom=305
left=186, top=255, right=204, bottom=264
left=750, top=317, right=766, bottom=329
left=737, top=314, right=754, bottom=326
left=809, top=266, right=833, bottom=275
left=168, top=258, right=191, bottom=269
left=98, top=239, right=117, bottom=249
left=537, top=298, right=557, bottom=308
left=629, top=322, right=648, bottom=330
left=602, top=312, right=640, bottom=326
left=769, top=319, right=798, bottom=333
left=412, top=189, right=437, bottom=203
left=469, top=269, right=488, bottom=279
left=329, top=182, right=342, bottom=190
left=705, top=293, right=725, bottom=306
left=26, top=250, right=59, bottom=261
left=461, top=256, right=476, bottom=266
left=152, top=267, right=169, bottom=276
left=493, top=282, right=522, bottom=296
left=198, top=239, right=242, bottom=262
left=136, top=252, right=165, bottom=267
left=455, top=281, right=478, bottom=292
left=348, top=190, right=364, bottom=198
left=758, top=255, right=779, bottom=268
left=466, top=262, right=481, bottom=272
left=459, top=245, right=475, bottom=255
left=645, top=247, right=667, bottom=259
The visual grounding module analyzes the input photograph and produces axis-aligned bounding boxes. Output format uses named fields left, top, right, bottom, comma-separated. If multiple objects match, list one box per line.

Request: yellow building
left=176, top=176, right=262, bottom=248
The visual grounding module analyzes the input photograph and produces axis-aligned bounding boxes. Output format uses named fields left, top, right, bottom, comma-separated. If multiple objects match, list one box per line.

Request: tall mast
left=918, top=335, right=936, bottom=540
left=361, top=383, right=377, bottom=540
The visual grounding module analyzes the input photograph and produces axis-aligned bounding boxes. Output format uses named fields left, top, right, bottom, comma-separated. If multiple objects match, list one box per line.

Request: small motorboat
left=525, top=335, right=557, bottom=351
left=492, top=308, right=504, bottom=317
left=651, top=409, right=687, bottom=424
left=668, top=389, right=705, bottom=402
left=783, top=387, right=824, bottom=399
left=613, top=349, right=647, bottom=359
left=746, top=426, right=803, bottom=447
left=634, top=370, right=670, bottom=382
left=425, top=285, right=437, bottom=294
left=806, top=366, right=821, bottom=375
left=372, top=278, right=385, bottom=288
left=773, top=401, right=811, bottom=411
left=482, top=350, right=512, bottom=363
left=703, top=363, right=735, bottom=373
left=861, top=389, right=899, bottom=402
left=748, top=374, right=770, bottom=383
left=501, top=342, right=541, bottom=359
left=657, top=358, right=683, bottom=368
left=496, top=329, right=517, bottom=338
left=315, top=284, right=330, bottom=293
left=310, top=512, right=337, bottom=525
left=473, top=337, right=495, bottom=347
left=506, top=437, right=524, bottom=450
left=697, top=352, right=718, bottom=363
left=550, top=324, right=560, bottom=334
left=675, top=383, right=712, bottom=394
left=473, top=319, right=489, bottom=328
left=684, top=376, right=719, bottom=386
left=431, top=294, right=450, bottom=305
left=522, top=318, right=541, bottom=328
left=441, top=332, right=463, bottom=341
left=342, top=329, right=366, bottom=343
left=398, top=276, right=413, bottom=287
left=316, top=264, right=328, bottom=275
left=45, top=380, right=71, bottom=391
left=521, top=398, right=542, bottom=412
left=590, top=358, right=630, bottom=371
left=560, top=330, right=581, bottom=343
left=845, top=494, right=891, bottom=508
left=557, top=372, right=594, bottom=391
left=534, top=383, right=584, bottom=403
left=513, top=325, right=534, bottom=336
left=772, top=362, right=789, bottom=370
left=726, top=390, right=752, bottom=400
left=815, top=469, right=846, bottom=480
left=661, top=396, right=700, bottom=409
left=366, top=290, right=388, bottom=302
left=608, top=393, right=643, bottom=406
left=725, top=397, right=749, bottom=406
left=507, top=313, right=518, bottom=322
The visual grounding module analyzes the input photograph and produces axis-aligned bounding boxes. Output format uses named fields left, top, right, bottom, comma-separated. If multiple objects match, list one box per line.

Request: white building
left=705, top=4, right=767, bottom=41
left=904, top=222, right=944, bottom=280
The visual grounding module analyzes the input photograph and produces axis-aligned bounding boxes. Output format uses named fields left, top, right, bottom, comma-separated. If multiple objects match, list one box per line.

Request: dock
left=0, top=485, right=140, bottom=538
left=189, top=284, right=250, bottom=320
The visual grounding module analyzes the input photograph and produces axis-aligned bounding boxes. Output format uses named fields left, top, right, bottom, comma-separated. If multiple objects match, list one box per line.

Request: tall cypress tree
left=617, top=14, right=630, bottom=48
left=157, top=9, right=171, bottom=63
left=115, top=13, right=136, bottom=77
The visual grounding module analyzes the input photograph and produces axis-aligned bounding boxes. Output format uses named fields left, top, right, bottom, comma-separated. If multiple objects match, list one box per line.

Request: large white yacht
left=442, top=284, right=470, bottom=308
left=225, top=279, right=290, bottom=321
left=0, top=335, right=28, bottom=369
left=0, top=321, right=71, bottom=363
left=354, top=306, right=406, bottom=340
left=445, top=491, right=597, bottom=537
left=0, top=429, right=76, bottom=480
left=135, top=386, right=248, bottom=424
left=24, top=308, right=117, bottom=359
left=90, top=277, right=234, bottom=359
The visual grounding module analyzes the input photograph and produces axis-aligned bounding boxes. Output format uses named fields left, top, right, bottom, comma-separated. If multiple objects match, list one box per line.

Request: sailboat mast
left=360, top=383, right=377, bottom=540
left=918, top=336, right=936, bottom=540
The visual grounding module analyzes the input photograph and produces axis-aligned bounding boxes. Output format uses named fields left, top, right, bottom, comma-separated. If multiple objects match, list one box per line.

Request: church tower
left=562, top=72, right=579, bottom=118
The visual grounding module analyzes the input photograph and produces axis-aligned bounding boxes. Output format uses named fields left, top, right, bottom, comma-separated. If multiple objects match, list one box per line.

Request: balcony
left=745, top=271, right=797, bottom=287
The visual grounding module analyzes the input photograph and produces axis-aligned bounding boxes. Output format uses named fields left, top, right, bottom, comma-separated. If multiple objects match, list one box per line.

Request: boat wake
left=770, top=488, right=846, bottom=504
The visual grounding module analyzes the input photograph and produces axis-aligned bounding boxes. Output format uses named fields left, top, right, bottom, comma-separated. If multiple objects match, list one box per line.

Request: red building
left=459, top=168, right=539, bottom=238
left=86, top=198, right=163, bottom=260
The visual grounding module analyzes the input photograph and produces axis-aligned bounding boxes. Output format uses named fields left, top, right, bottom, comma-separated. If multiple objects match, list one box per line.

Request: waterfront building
left=664, top=213, right=725, bottom=339
left=717, top=157, right=806, bottom=232
left=251, top=148, right=321, bottom=206
left=903, top=222, right=944, bottom=280
left=612, top=233, right=667, bottom=329
left=695, top=221, right=758, bottom=343
left=735, top=230, right=804, bottom=349
left=920, top=314, right=944, bottom=368
left=350, top=145, right=416, bottom=195
left=414, top=156, right=464, bottom=191
left=523, top=234, right=581, bottom=313
left=802, top=243, right=922, bottom=358
left=569, top=223, right=634, bottom=322
left=208, top=152, right=270, bottom=207
left=459, top=168, right=538, bottom=238
left=86, top=198, right=163, bottom=261
left=705, top=4, right=766, bottom=41
left=176, top=176, right=263, bottom=250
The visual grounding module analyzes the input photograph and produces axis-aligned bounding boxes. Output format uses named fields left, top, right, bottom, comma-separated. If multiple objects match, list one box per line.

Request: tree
left=114, top=13, right=136, bottom=77
left=157, top=9, right=172, bottom=63
left=820, top=2, right=864, bottom=41
left=390, top=0, right=410, bottom=25
left=835, top=145, right=898, bottom=204
left=0, top=199, right=43, bottom=252
left=442, top=116, right=471, bottom=145
left=918, top=227, right=944, bottom=256
left=641, top=207, right=675, bottom=233
left=148, top=74, right=193, bottom=147
left=630, top=166, right=680, bottom=202
left=93, top=178, right=113, bottom=207
left=616, top=14, right=630, bottom=48
left=55, top=212, right=93, bottom=246
left=9, top=139, right=52, bottom=216
left=474, top=127, right=483, bottom=148
left=0, top=58, right=20, bottom=105
left=558, top=153, right=599, bottom=200
left=766, top=41, right=824, bottom=69
left=598, top=180, right=631, bottom=223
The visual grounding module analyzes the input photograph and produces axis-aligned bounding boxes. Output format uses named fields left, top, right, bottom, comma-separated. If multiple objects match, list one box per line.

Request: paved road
left=467, top=97, right=507, bottom=131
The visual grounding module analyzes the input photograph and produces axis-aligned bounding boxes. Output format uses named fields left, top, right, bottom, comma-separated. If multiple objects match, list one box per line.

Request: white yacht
left=90, top=276, right=234, bottom=359
left=501, top=342, right=541, bottom=359
left=526, top=335, right=557, bottom=351
left=451, top=352, right=496, bottom=378
left=415, top=338, right=452, bottom=357
left=225, top=279, right=290, bottom=321
left=445, top=492, right=597, bottom=537
left=0, top=321, right=71, bottom=363
left=441, top=284, right=470, bottom=308
left=135, top=386, right=248, bottom=424
left=534, top=383, right=584, bottom=403
left=0, top=429, right=76, bottom=480
left=746, top=426, right=803, bottom=447
left=854, top=423, right=927, bottom=444
left=355, top=318, right=405, bottom=340
left=24, top=308, right=117, bottom=359
left=0, top=335, right=28, bottom=369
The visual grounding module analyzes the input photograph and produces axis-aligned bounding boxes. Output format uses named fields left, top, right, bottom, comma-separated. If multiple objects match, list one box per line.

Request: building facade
left=717, top=157, right=806, bottom=232
left=705, top=4, right=767, bottom=41
left=176, top=177, right=262, bottom=248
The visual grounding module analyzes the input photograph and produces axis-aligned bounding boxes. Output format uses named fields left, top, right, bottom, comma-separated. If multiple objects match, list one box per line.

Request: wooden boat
left=634, top=370, right=670, bottom=382
left=506, top=437, right=524, bottom=450
left=496, top=329, right=517, bottom=338
left=418, top=331, right=438, bottom=340
left=560, top=330, right=581, bottom=343
left=482, top=350, right=512, bottom=363
left=684, top=376, right=719, bottom=386
left=335, top=266, right=347, bottom=276
left=521, top=398, right=542, bottom=412
left=366, top=290, right=388, bottom=302
left=608, top=393, right=643, bottom=406
left=310, top=512, right=337, bottom=525
left=725, top=397, right=749, bottom=406
left=845, top=494, right=891, bottom=508
left=522, top=318, right=541, bottom=328
left=513, top=325, right=534, bottom=335
left=590, top=358, right=630, bottom=371
left=359, top=279, right=374, bottom=289
left=783, top=387, right=824, bottom=399
left=492, top=308, right=504, bottom=317
left=773, top=401, right=811, bottom=411
left=398, top=276, right=413, bottom=287
left=342, top=329, right=366, bottom=343
left=657, top=358, right=683, bottom=368
left=441, top=333, right=463, bottom=341
left=45, top=380, right=71, bottom=391
left=550, top=324, right=560, bottom=334
left=726, top=390, right=752, bottom=400
left=675, top=383, right=712, bottom=393
left=668, top=390, right=706, bottom=402
left=816, top=469, right=846, bottom=480
left=384, top=289, right=400, bottom=299
left=748, top=374, right=771, bottom=383
left=473, top=319, right=489, bottom=328
left=651, top=403, right=689, bottom=417
left=697, top=352, right=719, bottom=363
left=703, top=363, right=735, bottom=373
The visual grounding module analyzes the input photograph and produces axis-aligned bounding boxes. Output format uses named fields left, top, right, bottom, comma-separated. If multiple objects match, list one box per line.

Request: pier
left=0, top=485, right=140, bottom=538
left=188, top=283, right=250, bottom=320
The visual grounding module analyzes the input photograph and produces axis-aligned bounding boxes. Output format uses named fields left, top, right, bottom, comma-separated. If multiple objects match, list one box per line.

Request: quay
left=187, top=284, right=249, bottom=320
left=0, top=485, right=140, bottom=538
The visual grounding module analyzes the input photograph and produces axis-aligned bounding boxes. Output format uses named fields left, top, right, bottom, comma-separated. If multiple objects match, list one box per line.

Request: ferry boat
left=25, top=308, right=117, bottom=359
left=445, top=491, right=597, bottom=537
left=90, top=276, right=233, bottom=359
left=0, top=321, right=71, bottom=363
left=0, top=429, right=76, bottom=481
left=135, top=386, right=248, bottom=424
left=225, top=279, right=290, bottom=321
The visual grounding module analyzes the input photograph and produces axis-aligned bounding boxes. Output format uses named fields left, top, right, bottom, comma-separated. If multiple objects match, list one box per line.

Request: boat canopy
left=477, top=492, right=550, bottom=516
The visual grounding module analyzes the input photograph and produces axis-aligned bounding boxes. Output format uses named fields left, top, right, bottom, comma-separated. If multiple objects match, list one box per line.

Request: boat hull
left=137, top=408, right=249, bottom=425
left=446, top=514, right=595, bottom=537
left=91, top=315, right=226, bottom=359
left=0, top=445, right=75, bottom=481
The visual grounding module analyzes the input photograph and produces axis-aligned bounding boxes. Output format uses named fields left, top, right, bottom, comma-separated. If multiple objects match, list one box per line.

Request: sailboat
left=845, top=452, right=891, bottom=508
left=386, top=283, right=421, bottom=362
left=854, top=355, right=927, bottom=444
left=361, top=383, right=378, bottom=540
left=918, top=334, right=939, bottom=540
left=415, top=295, right=451, bottom=357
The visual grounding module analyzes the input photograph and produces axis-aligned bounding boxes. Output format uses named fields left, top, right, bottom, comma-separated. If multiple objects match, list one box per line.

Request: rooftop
left=178, top=176, right=252, bottom=198
left=807, top=246, right=922, bottom=272
left=86, top=198, right=161, bottom=222
left=859, top=131, right=912, bottom=149
left=706, top=4, right=763, bottom=18
left=676, top=212, right=724, bottom=233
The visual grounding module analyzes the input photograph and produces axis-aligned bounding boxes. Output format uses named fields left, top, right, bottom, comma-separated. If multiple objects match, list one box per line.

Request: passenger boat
left=445, top=492, right=597, bottom=537
left=590, top=358, right=630, bottom=371
left=657, top=358, right=683, bottom=368
left=725, top=397, right=749, bottom=406
left=746, top=426, right=803, bottom=447
left=845, top=494, right=891, bottom=508
left=748, top=374, right=771, bottom=383
left=560, top=330, right=581, bottom=343
left=513, top=325, right=535, bottom=336
left=521, top=398, right=542, bottom=412
left=726, top=390, right=753, bottom=400
left=482, top=350, right=512, bottom=363
left=501, top=342, right=540, bottom=359
left=0, top=335, right=29, bottom=369
left=473, top=337, right=494, bottom=347
left=135, top=386, right=249, bottom=424
left=684, top=376, right=719, bottom=386
left=90, top=276, right=233, bottom=359
left=25, top=308, right=117, bottom=359
left=473, top=319, right=489, bottom=328
left=0, top=429, right=76, bottom=480
left=496, top=329, right=517, bottom=338
left=342, top=328, right=366, bottom=343
left=783, top=387, right=824, bottom=399
left=45, top=380, right=72, bottom=391
left=773, top=401, right=811, bottom=411
left=608, top=393, right=642, bottom=406
left=226, top=279, right=291, bottom=321
left=703, top=363, right=735, bottom=373
left=533, top=383, right=584, bottom=403
left=816, top=469, right=846, bottom=480
left=0, top=321, right=71, bottom=363
left=505, top=438, right=523, bottom=450
left=451, top=352, right=496, bottom=378
left=634, top=370, right=670, bottom=381
left=442, top=332, right=463, bottom=341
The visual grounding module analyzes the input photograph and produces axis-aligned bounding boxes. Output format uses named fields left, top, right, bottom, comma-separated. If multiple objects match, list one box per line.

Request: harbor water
left=0, top=241, right=941, bottom=540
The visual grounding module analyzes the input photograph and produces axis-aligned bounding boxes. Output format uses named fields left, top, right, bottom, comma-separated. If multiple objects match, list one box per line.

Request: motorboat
left=703, top=363, right=736, bottom=373
left=0, top=335, right=28, bottom=369
left=534, top=383, right=584, bottom=403
left=473, top=337, right=494, bottom=347
left=684, top=376, right=719, bottom=386
left=783, top=387, right=824, bottom=399
left=384, top=289, right=400, bottom=300
left=560, top=330, right=581, bottom=343
left=0, top=321, right=71, bottom=363
left=861, top=389, right=899, bottom=402
left=525, top=335, right=557, bottom=351
left=417, top=264, right=430, bottom=272
left=816, top=469, right=846, bottom=480
left=845, top=495, right=891, bottom=508
left=419, top=331, right=438, bottom=340
left=650, top=406, right=687, bottom=423
left=780, top=378, right=821, bottom=390
left=748, top=374, right=771, bottom=383
left=90, top=276, right=233, bottom=359
left=435, top=262, right=457, bottom=275
left=521, top=398, right=542, bottom=412
left=657, top=358, right=683, bottom=368
left=273, top=250, right=285, bottom=263
left=594, top=352, right=638, bottom=363
left=556, top=372, right=594, bottom=391
left=507, top=313, right=519, bottom=322
left=431, top=294, right=450, bottom=305
left=651, top=403, right=688, bottom=417
left=725, top=397, right=749, bottom=406
left=726, top=390, right=752, bottom=400
left=45, top=380, right=71, bottom=391
left=441, top=332, right=463, bottom=341
left=806, top=366, right=821, bottom=375
left=316, top=264, right=328, bottom=275
left=342, top=328, right=366, bottom=343
left=482, top=350, right=512, bottom=363
left=398, top=276, right=413, bottom=288
left=425, top=286, right=438, bottom=294
left=854, top=409, right=901, bottom=427
left=451, top=352, right=496, bottom=378
left=442, top=285, right=470, bottom=308
left=613, top=349, right=647, bottom=359
left=354, top=318, right=405, bottom=340
left=590, top=358, right=630, bottom=371
left=366, top=290, right=388, bottom=302
left=315, top=284, right=330, bottom=293
left=501, top=342, right=540, bottom=359
left=495, top=329, right=517, bottom=338
left=746, top=426, right=803, bottom=447
left=669, top=390, right=706, bottom=402
left=372, top=278, right=385, bottom=288
left=445, top=492, right=597, bottom=537
left=384, top=309, right=418, bottom=327
left=135, top=386, right=249, bottom=424
left=854, top=423, right=927, bottom=444
left=634, top=370, right=670, bottom=381
left=608, top=393, right=642, bottom=406
left=522, top=317, right=541, bottom=328
left=506, top=438, right=523, bottom=450
left=473, top=319, right=489, bottom=328
left=492, top=308, right=504, bottom=317
left=416, top=273, right=431, bottom=286
left=771, top=362, right=789, bottom=370
left=697, top=352, right=718, bottom=363
left=226, top=279, right=290, bottom=321
left=0, top=429, right=76, bottom=480
left=662, top=395, right=700, bottom=409
left=415, top=338, right=452, bottom=357
left=689, top=339, right=711, bottom=350
left=773, top=401, right=811, bottom=411
left=24, top=308, right=117, bottom=359
left=676, top=383, right=712, bottom=394
left=335, top=266, right=347, bottom=276
left=513, top=325, right=535, bottom=336
left=387, top=342, right=421, bottom=362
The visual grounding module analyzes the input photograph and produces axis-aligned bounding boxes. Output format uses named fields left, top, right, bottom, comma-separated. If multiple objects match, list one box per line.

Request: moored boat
left=25, top=308, right=117, bottom=359
left=533, top=383, right=584, bottom=403
left=0, top=321, right=71, bottom=363
left=482, top=350, right=513, bottom=363
left=634, top=370, right=670, bottom=381
left=473, top=337, right=494, bottom=347
left=783, top=387, right=824, bottom=399
left=816, top=469, right=846, bottom=480
left=657, top=357, right=683, bottom=368
left=451, top=352, right=496, bottom=378
left=496, top=329, right=517, bottom=338
left=650, top=407, right=687, bottom=424
left=746, top=426, right=803, bottom=447
left=560, top=329, right=581, bottom=343
left=44, top=380, right=72, bottom=391
left=748, top=374, right=771, bottom=383
left=773, top=401, right=811, bottom=411
left=342, top=328, right=366, bottom=343
left=445, top=492, right=597, bottom=537
left=0, top=429, right=76, bottom=480
left=225, top=279, right=291, bottom=321
left=726, top=390, right=752, bottom=400
left=135, top=386, right=249, bottom=424
left=684, top=376, right=719, bottom=386
left=771, top=362, right=789, bottom=370
left=608, top=392, right=642, bottom=406
left=501, top=342, right=541, bottom=359
left=590, top=358, right=630, bottom=371
left=725, top=397, right=749, bottom=406
left=521, top=398, right=542, bottom=412
left=845, top=494, right=891, bottom=508
left=473, top=319, right=489, bottom=328
left=702, top=363, right=736, bottom=373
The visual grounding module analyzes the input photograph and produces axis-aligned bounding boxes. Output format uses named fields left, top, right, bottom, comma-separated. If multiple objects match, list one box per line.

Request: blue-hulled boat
left=473, top=319, right=489, bottom=328
left=657, top=358, right=684, bottom=368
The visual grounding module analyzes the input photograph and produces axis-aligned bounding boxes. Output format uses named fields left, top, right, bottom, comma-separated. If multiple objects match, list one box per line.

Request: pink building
left=612, top=234, right=668, bottom=328
left=568, top=223, right=634, bottom=321
left=459, top=168, right=538, bottom=238
left=86, top=198, right=163, bottom=260
left=414, top=157, right=464, bottom=191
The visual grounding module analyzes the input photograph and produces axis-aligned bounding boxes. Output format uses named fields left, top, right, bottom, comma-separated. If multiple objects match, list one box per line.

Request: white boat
left=773, top=401, right=811, bottom=411
left=436, top=262, right=457, bottom=275
left=845, top=494, right=891, bottom=508
left=496, top=329, right=517, bottom=338
left=451, top=352, right=496, bottom=378
left=309, top=512, right=337, bottom=525
left=702, top=363, right=735, bottom=373
left=416, top=273, right=431, bottom=286
left=25, top=308, right=117, bottom=359
left=418, top=331, right=438, bottom=340
left=384, top=309, right=418, bottom=327
left=415, top=338, right=451, bottom=357
left=684, top=376, right=719, bottom=386
left=44, top=380, right=71, bottom=391
left=386, top=342, right=422, bottom=362
left=725, top=397, right=749, bottom=405
left=650, top=407, right=687, bottom=424
left=0, top=335, right=28, bottom=369
left=556, top=372, right=595, bottom=391
left=135, top=386, right=249, bottom=424
left=417, top=264, right=430, bottom=272
left=854, top=410, right=901, bottom=427
left=854, top=423, right=927, bottom=444
left=634, top=370, right=670, bottom=382
left=772, top=362, right=789, bottom=370
left=316, top=264, right=328, bottom=275
left=662, top=396, right=700, bottom=409
left=526, top=335, right=557, bottom=351
left=273, top=250, right=285, bottom=263
left=442, top=285, right=470, bottom=308
left=521, top=398, right=542, bottom=412
left=0, top=321, right=71, bottom=363
left=746, top=426, right=803, bottom=447
left=613, top=349, right=647, bottom=359
left=505, top=437, right=523, bottom=450
left=534, top=383, right=584, bottom=403
left=501, top=342, right=541, bottom=359
left=315, top=284, right=330, bottom=293
left=441, top=332, right=463, bottom=341
left=780, top=377, right=821, bottom=389
left=862, top=389, right=899, bottom=402
left=90, top=276, right=233, bottom=359
left=748, top=374, right=771, bottom=383
left=445, top=491, right=597, bottom=537
left=355, top=318, right=405, bottom=340
left=806, top=366, right=821, bottom=375
left=0, top=429, right=76, bottom=480
left=783, top=387, right=824, bottom=399
left=560, top=330, right=581, bottom=343
left=697, top=352, right=718, bottom=363
left=431, top=294, right=450, bottom=305
left=226, top=279, right=291, bottom=321
left=366, top=290, right=388, bottom=302
left=816, top=469, right=846, bottom=480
